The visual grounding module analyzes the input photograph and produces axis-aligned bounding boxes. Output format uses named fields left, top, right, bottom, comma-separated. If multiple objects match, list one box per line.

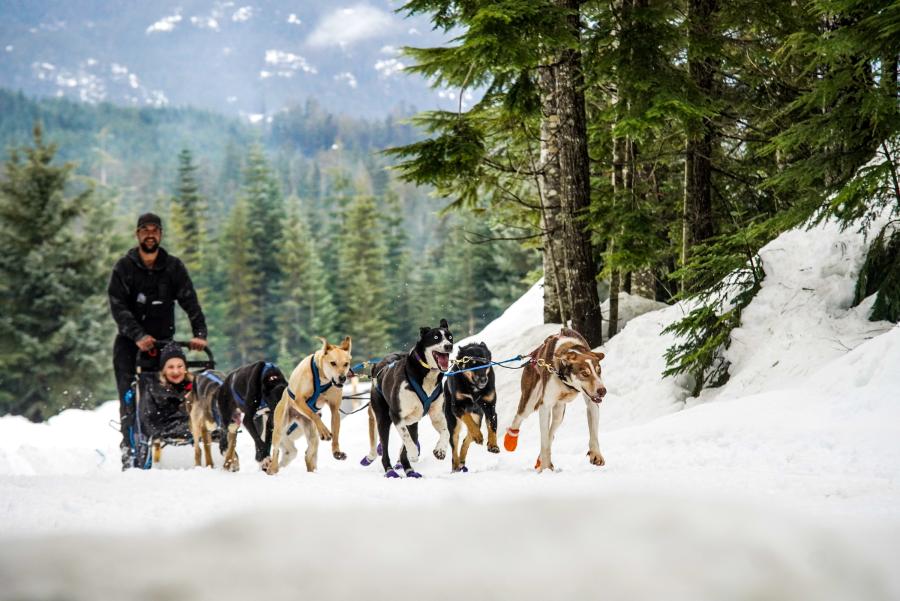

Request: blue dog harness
left=405, top=361, right=444, bottom=413
left=373, top=355, right=443, bottom=413
left=286, top=356, right=333, bottom=413
left=229, top=362, right=276, bottom=409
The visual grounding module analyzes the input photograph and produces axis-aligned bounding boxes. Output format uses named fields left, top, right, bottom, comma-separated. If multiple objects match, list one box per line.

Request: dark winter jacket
left=142, top=377, right=193, bottom=439
left=108, top=246, right=207, bottom=342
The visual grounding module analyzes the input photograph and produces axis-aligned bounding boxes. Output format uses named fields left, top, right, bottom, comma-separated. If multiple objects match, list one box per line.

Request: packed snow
left=1, top=217, right=899, bottom=601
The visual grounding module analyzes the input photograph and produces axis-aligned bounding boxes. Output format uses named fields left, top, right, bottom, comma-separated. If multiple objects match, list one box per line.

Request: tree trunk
left=682, top=0, right=718, bottom=293
left=538, top=66, right=570, bottom=324
left=549, top=0, right=603, bottom=347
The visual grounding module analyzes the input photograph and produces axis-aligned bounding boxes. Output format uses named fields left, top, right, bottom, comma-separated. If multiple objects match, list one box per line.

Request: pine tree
left=276, top=196, right=338, bottom=366
left=221, top=197, right=264, bottom=366
left=0, top=125, right=115, bottom=420
left=240, top=145, right=284, bottom=359
left=336, top=194, right=391, bottom=361
left=169, top=148, right=206, bottom=275
left=381, top=190, right=415, bottom=347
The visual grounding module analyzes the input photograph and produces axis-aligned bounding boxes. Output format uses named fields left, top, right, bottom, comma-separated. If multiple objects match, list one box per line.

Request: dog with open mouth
left=503, top=327, right=607, bottom=472
left=361, top=319, right=453, bottom=478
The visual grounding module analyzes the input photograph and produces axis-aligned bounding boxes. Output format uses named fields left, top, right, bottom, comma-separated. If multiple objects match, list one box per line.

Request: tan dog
left=504, top=328, right=607, bottom=472
left=186, top=370, right=225, bottom=467
left=266, top=337, right=352, bottom=474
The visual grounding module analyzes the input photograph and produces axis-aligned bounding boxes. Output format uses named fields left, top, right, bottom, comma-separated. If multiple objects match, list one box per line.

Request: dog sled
left=128, top=340, right=217, bottom=469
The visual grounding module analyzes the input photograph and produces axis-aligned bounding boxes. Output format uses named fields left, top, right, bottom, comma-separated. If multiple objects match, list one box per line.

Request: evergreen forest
left=1, top=0, right=898, bottom=419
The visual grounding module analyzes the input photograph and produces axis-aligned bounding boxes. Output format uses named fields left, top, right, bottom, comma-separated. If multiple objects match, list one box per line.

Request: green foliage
left=0, top=125, right=115, bottom=420
left=855, top=223, right=900, bottom=322
left=169, top=148, right=206, bottom=274
left=336, top=194, right=392, bottom=361
left=276, top=197, right=339, bottom=366
left=221, top=197, right=263, bottom=367
left=241, top=145, right=285, bottom=359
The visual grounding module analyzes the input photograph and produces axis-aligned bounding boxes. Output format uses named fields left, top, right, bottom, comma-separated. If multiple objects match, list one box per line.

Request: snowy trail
left=2, top=217, right=899, bottom=600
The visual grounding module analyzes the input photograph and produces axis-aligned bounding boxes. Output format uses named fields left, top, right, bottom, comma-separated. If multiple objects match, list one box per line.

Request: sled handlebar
left=143, top=339, right=215, bottom=370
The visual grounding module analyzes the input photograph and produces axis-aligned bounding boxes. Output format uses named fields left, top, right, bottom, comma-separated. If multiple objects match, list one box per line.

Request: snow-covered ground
left=1, top=218, right=899, bottom=601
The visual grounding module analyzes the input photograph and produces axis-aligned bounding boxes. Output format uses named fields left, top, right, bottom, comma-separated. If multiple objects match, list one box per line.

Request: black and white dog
left=443, top=342, right=500, bottom=472
left=361, top=319, right=453, bottom=478
left=216, top=361, right=288, bottom=472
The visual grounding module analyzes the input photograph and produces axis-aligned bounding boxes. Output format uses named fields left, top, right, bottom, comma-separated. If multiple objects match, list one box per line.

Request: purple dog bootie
left=405, top=469, right=423, bottom=478
left=385, top=469, right=401, bottom=478
left=360, top=456, right=374, bottom=467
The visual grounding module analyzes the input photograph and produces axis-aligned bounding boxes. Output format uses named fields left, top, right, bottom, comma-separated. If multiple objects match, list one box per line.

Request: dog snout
left=597, top=386, right=607, bottom=398
left=338, top=375, right=347, bottom=385
left=443, top=343, right=453, bottom=352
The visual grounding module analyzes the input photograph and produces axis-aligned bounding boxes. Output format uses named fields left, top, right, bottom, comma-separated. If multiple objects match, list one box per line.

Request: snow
left=1, top=217, right=899, bottom=600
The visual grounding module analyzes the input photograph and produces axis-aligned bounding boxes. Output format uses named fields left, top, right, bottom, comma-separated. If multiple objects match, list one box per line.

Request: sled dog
left=267, top=336, right=353, bottom=474
left=361, top=319, right=453, bottom=478
left=443, top=342, right=499, bottom=472
left=504, top=328, right=607, bottom=471
left=216, top=361, right=288, bottom=471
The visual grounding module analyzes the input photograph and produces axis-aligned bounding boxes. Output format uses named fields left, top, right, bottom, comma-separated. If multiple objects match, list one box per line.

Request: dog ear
left=440, top=318, right=449, bottom=329
left=420, top=326, right=430, bottom=339
left=339, top=336, right=351, bottom=352
left=594, top=352, right=605, bottom=361
left=317, top=336, right=330, bottom=352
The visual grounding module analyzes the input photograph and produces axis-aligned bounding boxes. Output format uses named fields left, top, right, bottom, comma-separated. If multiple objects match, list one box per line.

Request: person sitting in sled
left=140, top=343, right=195, bottom=443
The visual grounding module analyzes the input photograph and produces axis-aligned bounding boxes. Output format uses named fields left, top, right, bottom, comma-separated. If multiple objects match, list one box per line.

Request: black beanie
left=137, top=212, right=163, bottom=229
left=159, top=343, right=186, bottom=367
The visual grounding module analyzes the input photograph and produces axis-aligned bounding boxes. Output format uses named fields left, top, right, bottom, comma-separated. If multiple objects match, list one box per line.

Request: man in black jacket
left=108, top=212, right=208, bottom=469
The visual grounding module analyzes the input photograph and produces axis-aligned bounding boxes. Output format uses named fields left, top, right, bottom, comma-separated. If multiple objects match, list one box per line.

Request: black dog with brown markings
left=443, top=342, right=500, bottom=472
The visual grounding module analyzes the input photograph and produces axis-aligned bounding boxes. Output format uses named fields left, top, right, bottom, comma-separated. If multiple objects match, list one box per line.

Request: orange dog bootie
left=503, top=428, right=520, bottom=452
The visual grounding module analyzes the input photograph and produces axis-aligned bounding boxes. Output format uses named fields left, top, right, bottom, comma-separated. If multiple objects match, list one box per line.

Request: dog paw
left=405, top=469, right=423, bottom=478
left=433, top=448, right=446, bottom=460
left=587, top=450, right=605, bottom=467
left=472, top=431, right=484, bottom=445
left=487, top=444, right=500, bottom=454
left=407, top=447, right=420, bottom=463
left=385, top=469, right=401, bottom=478
left=333, top=451, right=347, bottom=461
left=224, top=458, right=240, bottom=473
left=319, top=429, right=333, bottom=441
left=259, top=457, right=271, bottom=471
left=452, top=465, right=469, bottom=473
left=360, top=455, right=375, bottom=467
left=503, top=428, right=519, bottom=452
left=265, top=463, right=278, bottom=476
left=535, top=456, right=554, bottom=472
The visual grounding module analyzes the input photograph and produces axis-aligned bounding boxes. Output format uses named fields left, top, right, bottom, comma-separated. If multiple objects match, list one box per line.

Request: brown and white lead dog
left=266, top=337, right=352, bottom=475
left=503, top=328, right=607, bottom=472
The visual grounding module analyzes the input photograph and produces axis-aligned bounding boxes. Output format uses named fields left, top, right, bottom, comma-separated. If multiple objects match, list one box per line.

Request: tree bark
left=682, top=0, right=718, bottom=293
left=548, top=0, right=603, bottom=347
left=538, top=65, right=570, bottom=325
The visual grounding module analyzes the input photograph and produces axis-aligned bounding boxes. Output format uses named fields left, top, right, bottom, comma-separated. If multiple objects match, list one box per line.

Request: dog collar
left=413, top=351, right=433, bottom=371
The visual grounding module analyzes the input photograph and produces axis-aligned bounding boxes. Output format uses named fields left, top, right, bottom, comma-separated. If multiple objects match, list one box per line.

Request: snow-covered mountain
left=1, top=215, right=898, bottom=600
left=0, top=1, right=460, bottom=118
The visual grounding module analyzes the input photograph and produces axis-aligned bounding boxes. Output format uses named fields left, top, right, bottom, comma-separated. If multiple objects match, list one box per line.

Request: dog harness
left=404, top=361, right=444, bottom=413
left=230, top=362, right=276, bottom=409
left=196, top=370, right=225, bottom=427
left=287, top=355, right=333, bottom=413
left=372, top=356, right=444, bottom=413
